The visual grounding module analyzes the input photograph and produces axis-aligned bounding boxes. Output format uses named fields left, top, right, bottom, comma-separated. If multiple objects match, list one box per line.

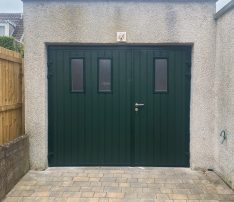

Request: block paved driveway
left=4, top=167, right=234, bottom=202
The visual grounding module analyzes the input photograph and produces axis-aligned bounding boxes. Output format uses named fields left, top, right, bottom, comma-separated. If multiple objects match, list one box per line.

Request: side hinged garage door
left=48, top=45, right=191, bottom=167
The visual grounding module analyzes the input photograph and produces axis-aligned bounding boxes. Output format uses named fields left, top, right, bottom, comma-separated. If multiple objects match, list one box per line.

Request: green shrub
left=0, top=36, right=24, bottom=56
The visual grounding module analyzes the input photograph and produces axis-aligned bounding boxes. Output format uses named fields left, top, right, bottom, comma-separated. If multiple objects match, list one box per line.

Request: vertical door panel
left=48, top=47, right=132, bottom=166
left=133, top=47, right=190, bottom=167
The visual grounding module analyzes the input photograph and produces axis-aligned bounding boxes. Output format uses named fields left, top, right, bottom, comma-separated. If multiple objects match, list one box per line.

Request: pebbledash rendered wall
left=23, top=0, right=217, bottom=170
left=214, top=7, right=234, bottom=189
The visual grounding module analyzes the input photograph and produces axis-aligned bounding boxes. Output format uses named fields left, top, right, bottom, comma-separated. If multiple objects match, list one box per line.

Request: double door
left=48, top=46, right=191, bottom=166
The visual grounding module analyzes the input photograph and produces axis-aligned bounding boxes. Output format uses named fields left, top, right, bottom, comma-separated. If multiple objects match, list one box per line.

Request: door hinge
left=48, top=152, right=54, bottom=164
left=185, top=62, right=191, bottom=79
left=47, top=61, right=53, bottom=67
left=185, top=73, right=191, bottom=79
left=185, top=61, right=191, bottom=67
left=47, top=62, right=53, bottom=79
left=47, top=73, right=53, bottom=79
left=48, top=152, right=54, bottom=157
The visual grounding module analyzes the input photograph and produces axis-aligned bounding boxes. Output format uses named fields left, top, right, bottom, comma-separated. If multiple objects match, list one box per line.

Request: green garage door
left=48, top=46, right=191, bottom=167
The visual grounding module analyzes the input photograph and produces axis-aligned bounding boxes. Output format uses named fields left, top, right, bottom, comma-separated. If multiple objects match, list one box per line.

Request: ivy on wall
left=0, top=36, right=24, bottom=56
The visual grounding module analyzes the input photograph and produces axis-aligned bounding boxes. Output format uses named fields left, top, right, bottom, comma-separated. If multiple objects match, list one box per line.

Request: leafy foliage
left=0, top=36, right=24, bottom=56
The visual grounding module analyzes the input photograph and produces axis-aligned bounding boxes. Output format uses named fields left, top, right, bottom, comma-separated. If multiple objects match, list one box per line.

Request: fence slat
left=0, top=103, right=22, bottom=112
left=0, top=47, right=24, bottom=145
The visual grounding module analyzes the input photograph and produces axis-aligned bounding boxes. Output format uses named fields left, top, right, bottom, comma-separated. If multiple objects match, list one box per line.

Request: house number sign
left=117, top=32, right=127, bottom=42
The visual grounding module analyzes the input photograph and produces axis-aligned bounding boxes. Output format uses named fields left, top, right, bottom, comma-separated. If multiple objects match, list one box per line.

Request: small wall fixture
left=117, top=32, right=127, bottom=42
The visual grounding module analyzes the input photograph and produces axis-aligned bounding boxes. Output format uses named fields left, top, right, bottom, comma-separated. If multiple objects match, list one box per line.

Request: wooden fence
left=0, top=47, right=24, bottom=145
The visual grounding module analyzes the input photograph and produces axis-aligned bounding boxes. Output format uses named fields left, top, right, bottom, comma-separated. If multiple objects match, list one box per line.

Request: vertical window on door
left=154, top=58, right=168, bottom=93
left=98, top=59, right=112, bottom=93
left=71, top=58, right=84, bottom=92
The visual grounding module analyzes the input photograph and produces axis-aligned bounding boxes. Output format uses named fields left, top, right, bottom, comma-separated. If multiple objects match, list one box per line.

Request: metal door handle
left=135, top=103, right=144, bottom=107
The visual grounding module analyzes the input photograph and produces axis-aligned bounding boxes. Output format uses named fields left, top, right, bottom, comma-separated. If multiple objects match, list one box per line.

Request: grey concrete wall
left=214, top=8, right=234, bottom=189
left=23, top=1, right=216, bottom=169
